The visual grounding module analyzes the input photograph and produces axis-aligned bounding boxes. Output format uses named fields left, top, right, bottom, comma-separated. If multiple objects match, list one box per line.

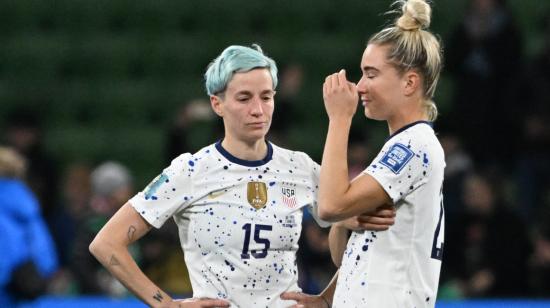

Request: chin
left=364, top=108, right=375, bottom=119
left=364, top=109, right=383, bottom=121
left=247, top=131, right=268, bottom=142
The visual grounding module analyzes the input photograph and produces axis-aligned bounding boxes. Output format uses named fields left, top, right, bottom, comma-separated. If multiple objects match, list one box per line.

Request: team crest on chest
left=281, top=186, right=297, bottom=208
left=247, top=181, right=268, bottom=209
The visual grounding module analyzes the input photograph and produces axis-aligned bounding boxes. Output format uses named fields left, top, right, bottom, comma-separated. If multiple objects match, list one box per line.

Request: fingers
left=280, top=291, right=305, bottom=301
left=330, top=72, right=339, bottom=90
left=347, top=81, right=357, bottom=93
left=359, top=205, right=396, bottom=218
left=378, top=204, right=396, bottom=211
left=198, top=299, right=230, bottom=307
left=358, top=215, right=395, bottom=225
left=364, top=208, right=396, bottom=218
left=324, top=69, right=349, bottom=93
left=323, top=78, right=328, bottom=99
left=362, top=223, right=391, bottom=231
left=337, top=69, right=347, bottom=87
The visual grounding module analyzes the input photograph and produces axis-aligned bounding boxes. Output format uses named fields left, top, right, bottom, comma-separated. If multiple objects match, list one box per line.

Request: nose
left=250, top=98, right=264, bottom=117
left=357, top=76, right=367, bottom=94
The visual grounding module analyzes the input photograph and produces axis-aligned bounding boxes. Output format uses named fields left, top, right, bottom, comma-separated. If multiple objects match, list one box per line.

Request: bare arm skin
left=280, top=270, right=339, bottom=308
left=89, top=203, right=229, bottom=308
left=318, top=70, right=392, bottom=221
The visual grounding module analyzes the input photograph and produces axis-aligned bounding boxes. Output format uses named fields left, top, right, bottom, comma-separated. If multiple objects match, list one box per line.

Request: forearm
left=319, top=118, right=353, bottom=219
left=90, top=239, right=172, bottom=307
left=328, top=224, right=349, bottom=267
left=319, top=269, right=339, bottom=306
left=89, top=203, right=174, bottom=307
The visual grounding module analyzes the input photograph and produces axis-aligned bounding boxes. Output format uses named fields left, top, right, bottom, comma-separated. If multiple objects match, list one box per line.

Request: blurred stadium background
left=1, top=0, right=550, bottom=307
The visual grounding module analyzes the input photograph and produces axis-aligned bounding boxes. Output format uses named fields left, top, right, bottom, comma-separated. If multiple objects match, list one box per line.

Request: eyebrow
left=362, top=66, right=380, bottom=73
left=235, top=89, right=275, bottom=96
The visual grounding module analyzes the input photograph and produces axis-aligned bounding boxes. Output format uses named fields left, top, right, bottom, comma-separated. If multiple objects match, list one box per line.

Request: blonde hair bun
left=396, top=0, right=431, bottom=31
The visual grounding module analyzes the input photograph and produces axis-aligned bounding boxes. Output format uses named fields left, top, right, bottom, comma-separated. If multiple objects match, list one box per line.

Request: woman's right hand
left=336, top=204, right=396, bottom=231
left=323, top=69, right=359, bottom=122
left=172, top=298, right=230, bottom=307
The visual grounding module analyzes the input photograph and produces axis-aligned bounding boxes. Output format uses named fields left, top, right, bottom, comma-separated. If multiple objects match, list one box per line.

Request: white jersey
left=333, top=121, right=445, bottom=308
left=130, top=141, right=327, bottom=308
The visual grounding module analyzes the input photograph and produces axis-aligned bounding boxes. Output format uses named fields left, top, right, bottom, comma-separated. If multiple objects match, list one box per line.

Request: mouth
left=247, top=122, right=267, bottom=128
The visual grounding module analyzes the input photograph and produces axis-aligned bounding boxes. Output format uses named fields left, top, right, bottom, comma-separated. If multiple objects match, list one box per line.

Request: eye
left=261, top=96, right=273, bottom=102
left=237, top=97, right=250, bottom=102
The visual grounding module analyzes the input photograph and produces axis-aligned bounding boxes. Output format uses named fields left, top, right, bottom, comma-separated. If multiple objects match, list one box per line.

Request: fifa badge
left=247, top=181, right=268, bottom=209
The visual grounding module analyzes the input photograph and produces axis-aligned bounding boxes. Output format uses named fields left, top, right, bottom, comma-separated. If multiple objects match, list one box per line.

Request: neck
left=221, top=136, right=268, bottom=161
left=387, top=105, right=428, bottom=135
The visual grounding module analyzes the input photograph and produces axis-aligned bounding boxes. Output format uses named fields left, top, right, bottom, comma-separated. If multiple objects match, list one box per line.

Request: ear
left=403, top=71, right=421, bottom=96
left=210, top=95, right=224, bottom=117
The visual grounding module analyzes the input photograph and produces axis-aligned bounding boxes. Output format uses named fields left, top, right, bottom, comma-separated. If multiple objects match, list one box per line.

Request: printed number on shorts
left=241, top=223, right=272, bottom=259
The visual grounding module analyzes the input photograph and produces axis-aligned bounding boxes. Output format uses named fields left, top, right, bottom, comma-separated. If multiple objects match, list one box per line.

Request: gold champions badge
left=247, top=181, right=268, bottom=209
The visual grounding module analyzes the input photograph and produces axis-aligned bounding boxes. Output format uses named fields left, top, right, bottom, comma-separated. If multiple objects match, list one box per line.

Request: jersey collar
left=386, top=120, right=433, bottom=143
left=215, top=140, right=274, bottom=167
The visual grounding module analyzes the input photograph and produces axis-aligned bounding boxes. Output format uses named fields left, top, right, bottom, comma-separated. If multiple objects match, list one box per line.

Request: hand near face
left=323, top=69, right=359, bottom=121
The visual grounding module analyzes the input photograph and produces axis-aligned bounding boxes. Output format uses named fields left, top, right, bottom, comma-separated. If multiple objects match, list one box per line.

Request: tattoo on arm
left=109, top=255, right=121, bottom=266
left=127, top=225, right=137, bottom=241
left=153, top=290, right=164, bottom=303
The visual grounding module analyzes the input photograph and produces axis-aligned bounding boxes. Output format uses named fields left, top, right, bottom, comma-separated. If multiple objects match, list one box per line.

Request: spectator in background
left=530, top=208, right=550, bottom=296
left=444, top=172, right=531, bottom=298
left=48, top=163, right=93, bottom=295
left=440, top=134, right=473, bottom=218
left=0, top=146, right=58, bottom=306
left=164, top=99, right=217, bottom=164
left=347, top=130, right=373, bottom=179
left=446, top=0, right=522, bottom=166
left=515, top=11, right=550, bottom=222
left=3, top=109, right=60, bottom=224
left=269, top=62, right=304, bottom=145
left=71, top=161, right=134, bottom=296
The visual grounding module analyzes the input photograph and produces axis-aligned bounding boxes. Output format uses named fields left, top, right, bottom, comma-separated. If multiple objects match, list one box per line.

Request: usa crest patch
left=379, top=143, right=414, bottom=174
left=281, top=186, right=297, bottom=208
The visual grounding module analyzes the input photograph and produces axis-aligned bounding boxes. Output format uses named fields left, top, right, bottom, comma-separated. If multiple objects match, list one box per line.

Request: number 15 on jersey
left=241, top=223, right=272, bottom=259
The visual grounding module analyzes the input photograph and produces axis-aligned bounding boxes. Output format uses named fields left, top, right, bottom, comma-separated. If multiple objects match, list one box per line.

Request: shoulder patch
left=379, top=143, right=414, bottom=174
left=144, top=173, right=169, bottom=200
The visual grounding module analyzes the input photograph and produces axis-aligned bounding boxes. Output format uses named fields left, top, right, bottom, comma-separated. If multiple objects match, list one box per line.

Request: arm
left=328, top=224, right=349, bottom=267
left=318, top=70, right=391, bottom=221
left=89, top=202, right=172, bottom=307
left=280, top=270, right=339, bottom=308
left=89, top=203, right=230, bottom=308
left=319, top=270, right=338, bottom=306
left=329, top=204, right=395, bottom=267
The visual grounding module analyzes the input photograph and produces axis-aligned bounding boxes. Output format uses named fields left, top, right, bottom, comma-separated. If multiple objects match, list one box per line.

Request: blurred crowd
left=1, top=0, right=550, bottom=305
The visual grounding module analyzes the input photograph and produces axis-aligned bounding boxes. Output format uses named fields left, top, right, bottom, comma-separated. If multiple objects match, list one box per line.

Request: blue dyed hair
left=204, top=44, right=278, bottom=96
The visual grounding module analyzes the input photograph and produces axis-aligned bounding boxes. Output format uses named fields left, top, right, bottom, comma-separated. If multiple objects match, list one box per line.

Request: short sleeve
left=364, top=140, right=431, bottom=204
left=130, top=153, right=194, bottom=228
